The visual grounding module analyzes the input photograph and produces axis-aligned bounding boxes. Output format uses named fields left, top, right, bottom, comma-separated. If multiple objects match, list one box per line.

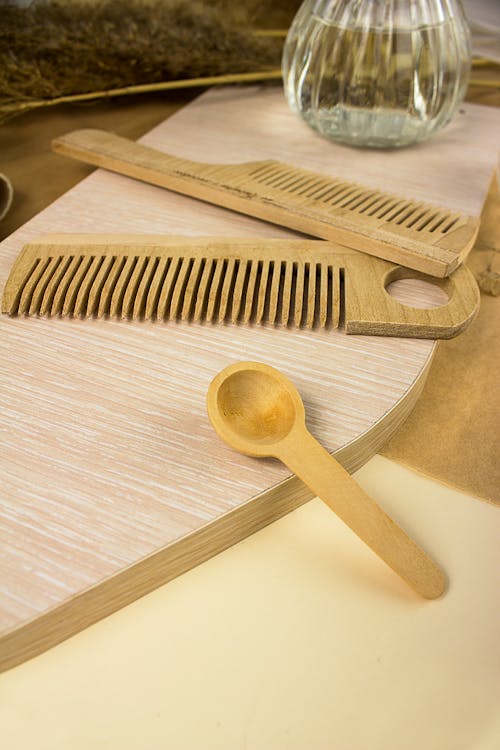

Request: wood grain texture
left=2, top=234, right=479, bottom=339
left=52, top=127, right=478, bottom=278
left=1, top=86, right=497, bottom=671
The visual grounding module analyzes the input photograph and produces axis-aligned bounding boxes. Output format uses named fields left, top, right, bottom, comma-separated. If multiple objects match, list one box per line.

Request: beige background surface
left=1, top=456, right=499, bottom=750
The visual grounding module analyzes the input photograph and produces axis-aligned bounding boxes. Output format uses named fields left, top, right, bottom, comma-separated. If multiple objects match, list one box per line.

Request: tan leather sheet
left=382, top=175, right=500, bottom=505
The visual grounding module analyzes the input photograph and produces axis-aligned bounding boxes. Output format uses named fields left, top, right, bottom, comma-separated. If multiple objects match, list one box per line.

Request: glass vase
left=282, top=0, right=472, bottom=148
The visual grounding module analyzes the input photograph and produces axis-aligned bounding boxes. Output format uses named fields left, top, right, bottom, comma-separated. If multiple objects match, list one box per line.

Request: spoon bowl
left=208, top=362, right=305, bottom=457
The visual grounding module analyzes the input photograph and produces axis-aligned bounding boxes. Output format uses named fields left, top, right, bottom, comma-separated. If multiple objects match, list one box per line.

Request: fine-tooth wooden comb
left=2, top=235, right=479, bottom=338
left=51, top=129, right=479, bottom=279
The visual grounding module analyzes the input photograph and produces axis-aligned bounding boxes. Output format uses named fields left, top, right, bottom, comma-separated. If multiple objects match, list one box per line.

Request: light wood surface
left=207, top=362, right=446, bottom=598
left=53, top=127, right=478, bottom=278
left=2, top=234, right=479, bottom=338
left=0, top=86, right=497, bottom=671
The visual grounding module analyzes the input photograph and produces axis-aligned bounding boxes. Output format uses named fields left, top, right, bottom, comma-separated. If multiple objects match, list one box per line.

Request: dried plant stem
left=0, top=69, right=282, bottom=121
left=253, top=29, right=288, bottom=38
left=468, top=78, right=500, bottom=88
left=472, top=57, right=500, bottom=68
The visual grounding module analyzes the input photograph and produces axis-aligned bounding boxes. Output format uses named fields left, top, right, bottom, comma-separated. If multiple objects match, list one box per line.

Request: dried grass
left=0, top=0, right=301, bottom=121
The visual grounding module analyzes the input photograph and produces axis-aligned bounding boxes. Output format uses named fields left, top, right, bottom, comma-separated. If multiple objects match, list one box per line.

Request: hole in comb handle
left=385, top=275, right=449, bottom=309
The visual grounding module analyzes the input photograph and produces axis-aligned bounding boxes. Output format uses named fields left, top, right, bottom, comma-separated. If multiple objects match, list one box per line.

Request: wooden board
left=1, top=86, right=498, bottom=672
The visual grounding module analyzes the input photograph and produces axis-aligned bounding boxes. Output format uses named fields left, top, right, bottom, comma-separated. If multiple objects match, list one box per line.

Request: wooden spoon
left=207, top=361, right=446, bottom=599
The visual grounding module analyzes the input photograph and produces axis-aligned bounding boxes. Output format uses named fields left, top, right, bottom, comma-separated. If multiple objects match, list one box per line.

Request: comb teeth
left=3, top=236, right=481, bottom=340
left=7, top=253, right=340, bottom=330
left=245, top=164, right=464, bottom=236
left=49, top=129, right=480, bottom=277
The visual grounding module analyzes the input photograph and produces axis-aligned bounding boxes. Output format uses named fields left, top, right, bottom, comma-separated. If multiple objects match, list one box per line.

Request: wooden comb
left=2, top=235, right=479, bottom=338
left=52, top=129, right=479, bottom=279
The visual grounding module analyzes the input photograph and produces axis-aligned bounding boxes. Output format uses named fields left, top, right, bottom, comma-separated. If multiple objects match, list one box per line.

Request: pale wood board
left=0, top=86, right=498, bottom=671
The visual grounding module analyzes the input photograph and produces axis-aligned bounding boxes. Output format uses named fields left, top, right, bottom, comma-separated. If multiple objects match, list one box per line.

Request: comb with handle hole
left=2, top=235, right=479, bottom=338
left=51, top=129, right=478, bottom=279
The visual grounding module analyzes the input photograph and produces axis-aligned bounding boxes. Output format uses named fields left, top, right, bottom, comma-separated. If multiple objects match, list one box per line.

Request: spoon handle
left=279, top=430, right=446, bottom=599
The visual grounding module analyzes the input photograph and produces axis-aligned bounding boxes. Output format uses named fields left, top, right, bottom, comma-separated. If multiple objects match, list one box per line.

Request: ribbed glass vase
left=282, top=0, right=471, bottom=148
